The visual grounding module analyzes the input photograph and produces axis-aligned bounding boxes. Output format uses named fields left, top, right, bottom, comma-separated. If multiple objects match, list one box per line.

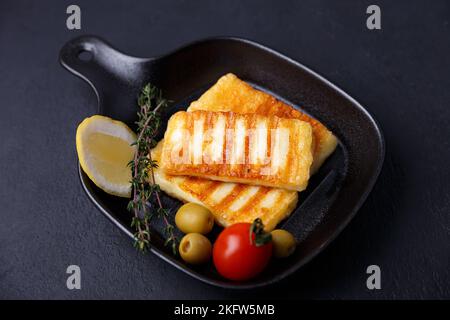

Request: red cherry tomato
left=213, top=223, right=272, bottom=281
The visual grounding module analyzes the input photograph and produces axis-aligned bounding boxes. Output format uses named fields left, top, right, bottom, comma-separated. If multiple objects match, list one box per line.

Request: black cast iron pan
left=59, top=35, right=384, bottom=289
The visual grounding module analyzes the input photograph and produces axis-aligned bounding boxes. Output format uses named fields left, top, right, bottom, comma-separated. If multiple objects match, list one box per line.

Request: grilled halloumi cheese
left=188, top=73, right=338, bottom=173
left=160, top=110, right=314, bottom=192
left=152, top=74, right=336, bottom=230
left=152, top=141, right=298, bottom=231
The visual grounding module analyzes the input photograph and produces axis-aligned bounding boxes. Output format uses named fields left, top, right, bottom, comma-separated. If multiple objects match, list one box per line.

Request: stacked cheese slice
left=152, top=73, right=337, bottom=231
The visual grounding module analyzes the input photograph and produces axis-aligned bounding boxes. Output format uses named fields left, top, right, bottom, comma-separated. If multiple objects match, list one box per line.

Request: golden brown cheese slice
left=160, top=110, right=314, bottom=192
left=151, top=141, right=298, bottom=231
left=188, top=73, right=338, bottom=173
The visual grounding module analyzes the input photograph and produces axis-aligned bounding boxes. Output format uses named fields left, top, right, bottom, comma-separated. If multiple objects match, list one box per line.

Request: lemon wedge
left=76, top=115, right=136, bottom=198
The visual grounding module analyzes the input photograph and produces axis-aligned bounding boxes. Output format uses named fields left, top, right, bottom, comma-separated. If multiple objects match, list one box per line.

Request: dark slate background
left=0, top=0, right=449, bottom=299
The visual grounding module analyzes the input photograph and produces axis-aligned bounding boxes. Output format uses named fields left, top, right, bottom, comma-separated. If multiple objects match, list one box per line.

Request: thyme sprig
left=127, top=84, right=178, bottom=254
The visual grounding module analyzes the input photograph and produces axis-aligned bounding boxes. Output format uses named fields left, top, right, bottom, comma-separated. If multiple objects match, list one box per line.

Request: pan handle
left=59, top=35, right=151, bottom=125
left=59, top=35, right=149, bottom=85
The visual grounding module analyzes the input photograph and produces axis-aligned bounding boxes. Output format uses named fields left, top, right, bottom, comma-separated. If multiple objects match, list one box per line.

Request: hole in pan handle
left=59, top=35, right=151, bottom=126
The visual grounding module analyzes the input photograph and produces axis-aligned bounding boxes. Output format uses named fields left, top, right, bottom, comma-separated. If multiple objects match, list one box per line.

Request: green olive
left=271, top=229, right=296, bottom=258
left=179, top=233, right=212, bottom=265
left=175, top=203, right=214, bottom=234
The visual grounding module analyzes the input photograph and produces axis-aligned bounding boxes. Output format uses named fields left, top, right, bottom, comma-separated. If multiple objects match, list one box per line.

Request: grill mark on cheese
left=208, top=111, right=213, bottom=164
left=269, top=115, right=281, bottom=177
left=179, top=177, right=221, bottom=201
left=192, top=114, right=204, bottom=165
left=267, top=115, right=272, bottom=167
left=233, top=117, right=245, bottom=165
left=245, top=116, right=258, bottom=173
left=224, top=112, right=233, bottom=168
left=285, top=123, right=292, bottom=181
left=213, top=114, right=225, bottom=164
left=206, top=180, right=221, bottom=194
left=244, top=114, right=250, bottom=167
left=239, top=187, right=270, bottom=213
left=207, top=182, right=235, bottom=205
left=228, top=185, right=259, bottom=212
left=260, top=189, right=281, bottom=208
left=197, top=182, right=221, bottom=201
left=214, top=184, right=246, bottom=212
left=185, top=111, right=192, bottom=161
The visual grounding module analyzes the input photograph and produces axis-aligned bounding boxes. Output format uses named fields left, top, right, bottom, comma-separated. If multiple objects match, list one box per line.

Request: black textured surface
left=0, top=0, right=449, bottom=299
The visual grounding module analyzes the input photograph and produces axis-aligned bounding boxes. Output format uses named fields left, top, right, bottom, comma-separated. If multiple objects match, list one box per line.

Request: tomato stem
left=250, top=218, right=272, bottom=247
